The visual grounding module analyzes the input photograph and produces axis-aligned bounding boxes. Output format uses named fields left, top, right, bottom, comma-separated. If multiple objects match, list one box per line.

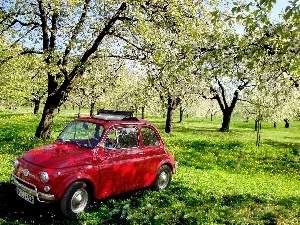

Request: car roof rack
left=93, top=109, right=138, bottom=121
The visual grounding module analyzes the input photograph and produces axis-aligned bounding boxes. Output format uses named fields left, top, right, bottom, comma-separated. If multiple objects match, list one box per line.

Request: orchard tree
left=122, top=72, right=157, bottom=119
left=240, top=59, right=300, bottom=125
left=137, top=1, right=224, bottom=133
left=195, top=0, right=300, bottom=131
left=2, top=0, right=220, bottom=138
left=244, top=83, right=299, bottom=125
left=23, top=57, right=48, bottom=114
left=229, top=0, right=300, bottom=125
left=230, top=0, right=300, bottom=87
left=67, top=60, right=123, bottom=116
left=201, top=41, right=252, bottom=132
left=68, top=86, right=89, bottom=117
left=0, top=44, right=46, bottom=112
left=106, top=67, right=149, bottom=112
left=177, top=93, right=207, bottom=123
left=147, top=61, right=201, bottom=133
left=84, top=58, right=125, bottom=117
left=204, top=99, right=221, bottom=121
left=2, top=0, right=299, bottom=138
left=1, top=0, right=131, bottom=138
left=1, top=0, right=188, bottom=138
left=0, top=41, right=24, bottom=107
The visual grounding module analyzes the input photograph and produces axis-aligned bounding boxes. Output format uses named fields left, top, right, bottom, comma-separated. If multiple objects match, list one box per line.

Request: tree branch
left=20, top=50, right=44, bottom=55
left=217, top=79, right=228, bottom=109
left=0, top=49, right=43, bottom=66
left=80, top=2, right=127, bottom=64
left=37, top=0, right=49, bottom=51
left=67, top=2, right=128, bottom=82
left=112, top=33, right=149, bottom=53
left=49, top=10, right=58, bottom=50
left=106, top=54, right=146, bottom=61
left=9, top=25, right=39, bottom=48
left=7, top=19, right=40, bottom=28
left=214, top=93, right=225, bottom=113
left=62, top=0, right=91, bottom=67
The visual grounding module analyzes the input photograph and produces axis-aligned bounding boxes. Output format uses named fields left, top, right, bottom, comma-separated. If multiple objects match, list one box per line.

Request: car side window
left=105, top=127, right=138, bottom=149
left=141, top=126, right=160, bottom=147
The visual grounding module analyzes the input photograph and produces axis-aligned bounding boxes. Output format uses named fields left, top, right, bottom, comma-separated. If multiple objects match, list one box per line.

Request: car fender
left=156, top=159, right=175, bottom=175
left=55, top=170, right=97, bottom=200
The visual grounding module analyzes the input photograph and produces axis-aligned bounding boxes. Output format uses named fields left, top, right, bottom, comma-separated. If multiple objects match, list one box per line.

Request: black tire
left=60, top=181, right=91, bottom=219
left=151, top=165, right=172, bottom=191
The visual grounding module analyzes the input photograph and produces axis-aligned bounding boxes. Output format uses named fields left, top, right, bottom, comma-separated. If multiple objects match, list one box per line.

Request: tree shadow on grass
left=264, top=139, right=300, bottom=156
left=1, top=181, right=299, bottom=224
left=0, top=182, right=74, bottom=225
left=0, top=182, right=157, bottom=225
left=255, top=139, right=300, bottom=173
left=173, top=126, right=220, bottom=135
left=0, top=182, right=140, bottom=224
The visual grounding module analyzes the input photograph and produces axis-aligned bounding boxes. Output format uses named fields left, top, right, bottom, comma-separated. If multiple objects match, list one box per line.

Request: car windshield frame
left=57, top=120, right=104, bottom=148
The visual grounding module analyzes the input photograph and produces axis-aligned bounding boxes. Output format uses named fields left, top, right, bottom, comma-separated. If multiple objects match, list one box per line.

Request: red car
left=11, top=110, right=176, bottom=218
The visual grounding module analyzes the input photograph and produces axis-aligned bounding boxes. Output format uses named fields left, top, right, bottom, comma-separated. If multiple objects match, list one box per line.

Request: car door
left=116, top=126, right=146, bottom=190
left=139, top=125, right=166, bottom=187
left=98, top=125, right=144, bottom=197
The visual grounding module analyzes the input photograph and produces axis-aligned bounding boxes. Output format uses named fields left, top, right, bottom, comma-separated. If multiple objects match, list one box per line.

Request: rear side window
left=141, top=126, right=160, bottom=146
left=105, top=127, right=138, bottom=149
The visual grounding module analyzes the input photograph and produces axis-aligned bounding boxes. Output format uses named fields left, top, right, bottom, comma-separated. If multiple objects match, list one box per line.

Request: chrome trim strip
left=10, top=174, right=55, bottom=202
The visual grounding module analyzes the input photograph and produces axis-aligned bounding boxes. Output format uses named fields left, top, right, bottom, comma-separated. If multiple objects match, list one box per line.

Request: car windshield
left=57, top=120, right=104, bottom=148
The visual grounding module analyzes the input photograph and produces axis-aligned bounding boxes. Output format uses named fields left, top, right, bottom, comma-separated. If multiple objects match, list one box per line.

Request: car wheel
left=151, top=165, right=172, bottom=191
left=60, top=181, right=91, bottom=219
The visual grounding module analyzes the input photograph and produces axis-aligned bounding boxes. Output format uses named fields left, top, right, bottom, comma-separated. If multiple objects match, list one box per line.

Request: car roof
left=75, top=117, right=153, bottom=127
left=74, top=110, right=153, bottom=127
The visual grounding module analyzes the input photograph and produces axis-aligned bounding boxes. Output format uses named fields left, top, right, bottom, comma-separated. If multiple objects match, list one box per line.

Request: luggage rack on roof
left=93, top=109, right=138, bottom=121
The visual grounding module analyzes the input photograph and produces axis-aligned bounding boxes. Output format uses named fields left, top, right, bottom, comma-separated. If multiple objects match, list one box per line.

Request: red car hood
left=22, top=142, right=94, bottom=169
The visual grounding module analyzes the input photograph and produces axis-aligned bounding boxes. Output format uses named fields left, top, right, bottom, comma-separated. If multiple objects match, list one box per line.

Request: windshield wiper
left=66, top=139, right=82, bottom=147
left=56, top=137, right=65, bottom=143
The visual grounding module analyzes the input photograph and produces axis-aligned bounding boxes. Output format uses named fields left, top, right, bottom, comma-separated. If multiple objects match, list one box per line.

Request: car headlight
left=13, top=159, right=20, bottom=170
left=40, top=172, right=49, bottom=183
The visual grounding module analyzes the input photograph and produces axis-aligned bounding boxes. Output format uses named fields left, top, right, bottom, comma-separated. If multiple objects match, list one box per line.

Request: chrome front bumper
left=10, top=174, right=55, bottom=202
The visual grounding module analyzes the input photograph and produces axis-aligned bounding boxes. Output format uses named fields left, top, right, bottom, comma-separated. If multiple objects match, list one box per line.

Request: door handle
left=138, top=151, right=145, bottom=155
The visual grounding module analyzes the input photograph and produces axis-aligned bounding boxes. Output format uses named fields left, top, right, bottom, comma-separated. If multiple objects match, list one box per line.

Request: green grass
left=0, top=112, right=299, bottom=224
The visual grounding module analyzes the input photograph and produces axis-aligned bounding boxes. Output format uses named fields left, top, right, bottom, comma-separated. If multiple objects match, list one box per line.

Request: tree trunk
left=33, top=100, right=40, bottom=114
left=165, top=96, right=181, bottom=133
left=35, top=75, right=72, bottom=138
left=141, top=106, right=145, bottom=119
left=209, top=79, right=247, bottom=133
left=34, top=2, right=127, bottom=139
left=165, top=105, right=174, bottom=133
left=90, top=101, right=95, bottom=117
left=134, top=104, right=138, bottom=115
left=219, top=110, right=232, bottom=132
left=35, top=95, right=61, bottom=138
left=254, top=119, right=258, bottom=131
left=78, top=106, right=81, bottom=118
left=179, top=107, right=184, bottom=123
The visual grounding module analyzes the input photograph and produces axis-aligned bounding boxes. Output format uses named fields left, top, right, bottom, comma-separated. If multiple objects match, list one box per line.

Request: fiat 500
left=11, top=110, right=176, bottom=218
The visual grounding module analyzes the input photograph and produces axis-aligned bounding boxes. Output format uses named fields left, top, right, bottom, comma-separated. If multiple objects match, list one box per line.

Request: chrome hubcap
left=158, top=171, right=169, bottom=189
left=71, top=188, right=88, bottom=213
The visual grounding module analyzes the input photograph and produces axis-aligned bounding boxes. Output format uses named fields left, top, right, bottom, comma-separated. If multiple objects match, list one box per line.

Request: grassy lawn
left=0, top=111, right=299, bottom=224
